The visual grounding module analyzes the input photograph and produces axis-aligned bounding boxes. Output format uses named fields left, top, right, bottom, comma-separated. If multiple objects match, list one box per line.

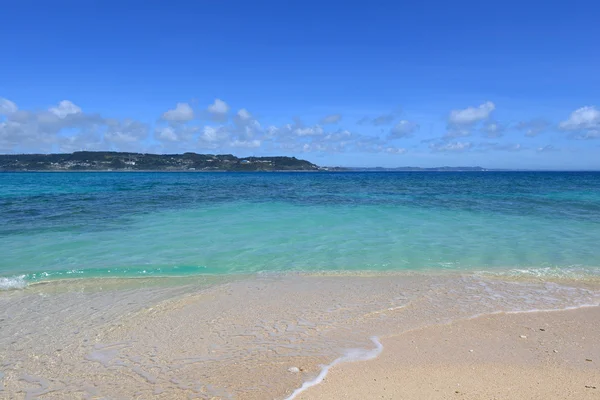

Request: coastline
left=0, top=169, right=323, bottom=173
left=295, top=306, right=600, bottom=400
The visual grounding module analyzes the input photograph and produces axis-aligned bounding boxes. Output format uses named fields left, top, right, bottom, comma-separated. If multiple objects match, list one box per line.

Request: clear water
left=1, top=171, right=600, bottom=287
left=2, top=171, right=600, bottom=399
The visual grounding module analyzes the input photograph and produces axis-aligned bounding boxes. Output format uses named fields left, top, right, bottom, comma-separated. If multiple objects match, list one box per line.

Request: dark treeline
left=0, top=151, right=320, bottom=171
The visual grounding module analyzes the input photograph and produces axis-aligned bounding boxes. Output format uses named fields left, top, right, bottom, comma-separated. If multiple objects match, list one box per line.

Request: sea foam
left=0, top=275, right=27, bottom=290
left=285, top=336, right=383, bottom=400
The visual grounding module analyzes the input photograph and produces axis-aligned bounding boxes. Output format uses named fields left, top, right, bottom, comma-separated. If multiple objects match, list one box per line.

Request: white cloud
left=296, top=141, right=347, bottom=153
left=444, top=102, right=496, bottom=139
left=230, top=139, right=261, bottom=148
left=189, top=108, right=264, bottom=150
left=479, top=142, right=522, bottom=152
left=0, top=120, right=29, bottom=151
left=263, top=125, right=282, bottom=139
left=482, top=121, right=504, bottom=138
left=320, top=114, right=342, bottom=124
left=559, top=106, right=599, bottom=130
left=104, top=120, right=148, bottom=146
left=353, top=141, right=406, bottom=155
left=294, top=125, right=324, bottom=136
left=201, top=126, right=225, bottom=142
left=49, top=100, right=82, bottom=119
left=389, top=120, right=419, bottom=139
left=559, top=106, right=600, bottom=139
left=300, top=143, right=324, bottom=152
left=574, top=130, right=600, bottom=140
left=5, top=97, right=403, bottom=156
left=353, top=136, right=390, bottom=153
left=155, top=126, right=178, bottom=141
left=207, top=99, right=230, bottom=121
left=232, top=109, right=262, bottom=139
left=449, top=101, right=495, bottom=125
left=264, top=119, right=388, bottom=154
left=240, top=123, right=258, bottom=138
left=323, top=129, right=352, bottom=142
left=236, top=108, right=252, bottom=121
left=6, top=96, right=545, bottom=160
left=154, top=125, right=200, bottom=150
left=383, top=146, right=407, bottom=154
left=266, top=126, right=278, bottom=135
left=430, top=141, right=473, bottom=152
left=0, top=97, right=286, bottom=154
left=268, top=121, right=326, bottom=139
left=162, top=102, right=194, bottom=122
left=0, top=100, right=106, bottom=152
left=58, top=131, right=104, bottom=153
left=198, top=125, right=233, bottom=148
left=0, top=98, right=18, bottom=115
left=537, top=145, right=558, bottom=153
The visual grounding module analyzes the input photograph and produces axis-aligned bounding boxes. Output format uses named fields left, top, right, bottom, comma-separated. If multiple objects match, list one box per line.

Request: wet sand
left=296, top=307, right=600, bottom=400
left=1, top=275, right=599, bottom=399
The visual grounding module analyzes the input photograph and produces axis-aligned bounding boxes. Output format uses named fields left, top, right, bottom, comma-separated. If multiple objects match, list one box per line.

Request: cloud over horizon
left=162, top=103, right=195, bottom=122
left=1, top=96, right=598, bottom=167
left=559, top=106, right=600, bottom=140
left=445, top=101, right=496, bottom=139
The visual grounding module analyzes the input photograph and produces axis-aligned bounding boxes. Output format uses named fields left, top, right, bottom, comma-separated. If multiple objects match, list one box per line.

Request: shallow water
left=1, top=171, right=600, bottom=287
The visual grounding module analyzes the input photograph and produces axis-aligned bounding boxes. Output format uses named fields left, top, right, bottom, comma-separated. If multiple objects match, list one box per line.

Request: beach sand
left=1, top=275, right=599, bottom=399
left=296, top=307, right=600, bottom=400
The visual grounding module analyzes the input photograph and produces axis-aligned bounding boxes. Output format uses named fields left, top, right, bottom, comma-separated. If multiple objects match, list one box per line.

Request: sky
left=1, top=0, right=599, bottom=169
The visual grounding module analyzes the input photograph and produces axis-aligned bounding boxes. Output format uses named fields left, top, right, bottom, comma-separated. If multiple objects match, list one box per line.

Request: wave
left=283, top=298, right=600, bottom=400
left=476, top=266, right=600, bottom=280
left=0, top=275, right=27, bottom=290
left=284, top=336, right=383, bottom=400
left=3, top=264, right=600, bottom=292
left=0, top=265, right=217, bottom=290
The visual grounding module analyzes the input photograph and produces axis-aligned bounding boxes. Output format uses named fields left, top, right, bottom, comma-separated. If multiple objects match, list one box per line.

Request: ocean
left=1, top=171, right=600, bottom=286
left=1, top=171, right=599, bottom=398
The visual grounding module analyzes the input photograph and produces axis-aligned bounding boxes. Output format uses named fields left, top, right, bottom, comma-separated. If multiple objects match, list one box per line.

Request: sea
left=1, top=171, right=599, bottom=398
left=2, top=171, right=600, bottom=285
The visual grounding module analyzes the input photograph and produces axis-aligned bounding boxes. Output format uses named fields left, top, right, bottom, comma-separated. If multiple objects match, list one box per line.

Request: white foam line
left=284, top=336, right=383, bottom=400
left=503, top=303, right=599, bottom=314
left=0, top=275, right=27, bottom=290
left=463, top=302, right=600, bottom=321
left=284, top=302, right=599, bottom=399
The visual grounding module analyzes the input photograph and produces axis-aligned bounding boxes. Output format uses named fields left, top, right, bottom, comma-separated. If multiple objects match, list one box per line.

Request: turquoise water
left=1, top=171, right=600, bottom=287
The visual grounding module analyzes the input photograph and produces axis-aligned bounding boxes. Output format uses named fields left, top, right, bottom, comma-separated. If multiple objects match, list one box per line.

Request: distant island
left=0, top=151, right=319, bottom=172
left=341, top=166, right=489, bottom=172
left=0, top=151, right=491, bottom=172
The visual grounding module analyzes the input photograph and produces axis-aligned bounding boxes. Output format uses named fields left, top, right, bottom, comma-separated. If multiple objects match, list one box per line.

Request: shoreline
left=294, top=306, right=600, bottom=400
left=3, top=266, right=600, bottom=292
left=1, top=273, right=599, bottom=399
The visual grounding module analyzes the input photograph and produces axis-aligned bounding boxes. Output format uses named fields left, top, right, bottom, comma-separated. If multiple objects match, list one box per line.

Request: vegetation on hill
left=0, top=151, right=320, bottom=171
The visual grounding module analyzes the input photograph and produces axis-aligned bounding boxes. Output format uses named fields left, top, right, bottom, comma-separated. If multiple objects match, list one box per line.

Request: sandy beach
left=296, top=307, right=600, bottom=400
left=3, top=0, right=600, bottom=397
left=1, top=275, right=599, bottom=399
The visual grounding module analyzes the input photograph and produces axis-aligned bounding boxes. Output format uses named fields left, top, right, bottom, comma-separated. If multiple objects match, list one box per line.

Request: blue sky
left=1, top=0, right=599, bottom=169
